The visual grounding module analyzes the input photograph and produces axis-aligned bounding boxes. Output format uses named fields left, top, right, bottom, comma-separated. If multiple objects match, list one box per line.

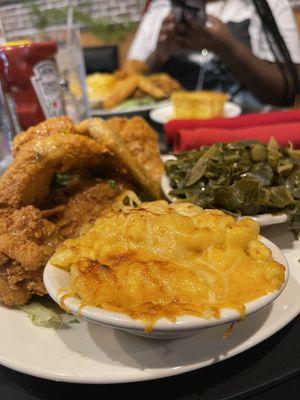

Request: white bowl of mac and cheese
left=44, top=201, right=288, bottom=339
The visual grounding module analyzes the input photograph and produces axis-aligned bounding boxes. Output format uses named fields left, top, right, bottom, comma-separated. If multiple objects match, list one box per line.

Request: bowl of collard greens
left=163, top=138, right=300, bottom=234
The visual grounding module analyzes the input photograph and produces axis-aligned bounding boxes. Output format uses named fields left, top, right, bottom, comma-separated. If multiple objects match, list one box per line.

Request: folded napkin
left=171, top=123, right=300, bottom=152
left=164, top=109, right=300, bottom=151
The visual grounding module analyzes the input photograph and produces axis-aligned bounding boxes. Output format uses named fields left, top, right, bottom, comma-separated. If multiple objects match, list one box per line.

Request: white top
left=128, top=0, right=300, bottom=64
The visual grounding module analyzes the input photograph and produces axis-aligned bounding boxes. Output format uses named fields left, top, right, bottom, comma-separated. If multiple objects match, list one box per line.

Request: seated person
left=128, top=0, right=300, bottom=110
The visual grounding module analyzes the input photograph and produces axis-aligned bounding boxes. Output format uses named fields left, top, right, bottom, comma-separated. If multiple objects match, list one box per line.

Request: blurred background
left=0, top=0, right=145, bottom=67
left=1, top=0, right=300, bottom=158
left=0, top=0, right=299, bottom=67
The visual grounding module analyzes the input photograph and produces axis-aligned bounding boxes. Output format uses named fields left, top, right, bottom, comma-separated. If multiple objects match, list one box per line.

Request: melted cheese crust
left=51, top=201, right=285, bottom=330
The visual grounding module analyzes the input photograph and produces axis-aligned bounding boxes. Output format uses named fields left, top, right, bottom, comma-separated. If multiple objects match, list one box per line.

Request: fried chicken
left=103, top=74, right=180, bottom=109
left=115, top=59, right=149, bottom=79
left=0, top=205, right=59, bottom=305
left=12, top=116, right=74, bottom=157
left=103, top=76, right=139, bottom=109
left=0, top=115, right=163, bottom=306
left=76, top=118, right=162, bottom=199
left=108, top=116, right=164, bottom=187
left=148, top=74, right=181, bottom=97
left=0, top=182, right=125, bottom=306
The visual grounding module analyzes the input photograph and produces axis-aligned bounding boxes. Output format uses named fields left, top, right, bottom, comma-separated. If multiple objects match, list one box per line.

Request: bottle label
left=31, top=60, right=64, bottom=118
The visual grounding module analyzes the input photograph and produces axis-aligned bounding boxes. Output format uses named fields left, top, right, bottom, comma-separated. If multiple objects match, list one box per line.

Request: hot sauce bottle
left=0, top=40, right=65, bottom=132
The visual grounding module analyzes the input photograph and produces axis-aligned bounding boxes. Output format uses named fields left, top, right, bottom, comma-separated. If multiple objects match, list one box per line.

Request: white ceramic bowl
left=43, top=237, right=288, bottom=340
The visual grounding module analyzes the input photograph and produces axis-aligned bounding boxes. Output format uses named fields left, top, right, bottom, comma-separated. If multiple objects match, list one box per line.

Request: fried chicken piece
left=0, top=272, right=32, bottom=306
left=115, top=59, right=148, bottom=79
left=0, top=116, right=162, bottom=210
left=103, top=76, right=139, bottom=109
left=0, top=234, right=45, bottom=271
left=0, top=133, right=110, bottom=210
left=0, top=205, right=59, bottom=306
left=104, top=75, right=166, bottom=109
left=48, top=179, right=127, bottom=238
left=148, top=74, right=181, bottom=97
left=108, top=116, right=164, bottom=187
left=0, top=180, right=127, bottom=306
left=0, top=115, right=163, bottom=306
left=13, top=116, right=74, bottom=157
left=105, top=117, right=128, bottom=133
left=76, top=118, right=162, bottom=199
left=137, top=76, right=166, bottom=99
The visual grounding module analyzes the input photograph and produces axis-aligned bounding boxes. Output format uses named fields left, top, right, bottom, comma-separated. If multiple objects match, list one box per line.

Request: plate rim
left=91, top=99, right=172, bottom=117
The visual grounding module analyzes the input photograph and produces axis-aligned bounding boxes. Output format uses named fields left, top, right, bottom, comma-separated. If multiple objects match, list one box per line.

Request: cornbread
left=172, top=91, right=228, bottom=119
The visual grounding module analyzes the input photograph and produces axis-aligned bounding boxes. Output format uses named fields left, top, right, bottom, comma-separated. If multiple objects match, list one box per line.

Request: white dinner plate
left=161, top=155, right=288, bottom=227
left=150, top=101, right=242, bottom=124
left=91, top=100, right=172, bottom=117
left=0, top=236, right=298, bottom=384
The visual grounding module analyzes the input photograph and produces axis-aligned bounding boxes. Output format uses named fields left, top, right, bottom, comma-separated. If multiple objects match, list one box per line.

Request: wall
left=0, top=0, right=144, bottom=39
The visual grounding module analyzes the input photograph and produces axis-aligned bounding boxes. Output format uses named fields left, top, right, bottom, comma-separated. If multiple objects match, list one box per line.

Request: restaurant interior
left=0, top=1, right=300, bottom=399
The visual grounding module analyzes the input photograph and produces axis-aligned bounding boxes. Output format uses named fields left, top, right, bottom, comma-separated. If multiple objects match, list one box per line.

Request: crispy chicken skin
left=109, top=116, right=164, bottom=187
left=12, top=116, right=75, bottom=157
left=0, top=182, right=124, bottom=306
left=76, top=118, right=162, bottom=199
left=148, top=74, right=181, bottom=97
left=0, top=115, right=163, bottom=306
left=0, top=206, right=59, bottom=306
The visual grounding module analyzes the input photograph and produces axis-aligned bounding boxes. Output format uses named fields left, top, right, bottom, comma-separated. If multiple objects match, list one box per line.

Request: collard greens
left=165, top=139, right=300, bottom=233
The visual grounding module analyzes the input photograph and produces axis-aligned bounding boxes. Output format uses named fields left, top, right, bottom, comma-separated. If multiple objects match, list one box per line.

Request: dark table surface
left=0, top=313, right=299, bottom=400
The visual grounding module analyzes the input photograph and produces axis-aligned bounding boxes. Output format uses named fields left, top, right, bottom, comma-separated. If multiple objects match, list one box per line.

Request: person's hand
left=154, top=13, right=182, bottom=62
left=176, top=15, right=236, bottom=56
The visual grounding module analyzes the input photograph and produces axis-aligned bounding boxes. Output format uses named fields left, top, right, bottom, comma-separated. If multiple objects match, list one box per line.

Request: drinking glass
left=0, top=82, right=13, bottom=174
left=35, top=27, right=91, bottom=123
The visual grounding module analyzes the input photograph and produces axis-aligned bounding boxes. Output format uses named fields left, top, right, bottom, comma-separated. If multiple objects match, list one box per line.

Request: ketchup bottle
left=0, top=41, right=65, bottom=132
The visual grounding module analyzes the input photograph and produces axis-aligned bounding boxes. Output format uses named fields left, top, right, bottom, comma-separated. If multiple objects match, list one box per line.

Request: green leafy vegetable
left=19, top=299, right=81, bottom=329
left=214, top=178, right=261, bottom=215
left=107, top=179, right=117, bottom=189
left=165, top=138, right=300, bottom=235
left=114, top=97, right=156, bottom=111
left=50, top=173, right=70, bottom=192
left=19, top=302, right=63, bottom=329
left=186, top=144, right=218, bottom=187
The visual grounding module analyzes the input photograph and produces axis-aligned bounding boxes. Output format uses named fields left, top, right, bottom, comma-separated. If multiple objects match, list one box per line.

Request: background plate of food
left=86, top=60, right=182, bottom=117
left=150, top=91, right=242, bottom=124
left=92, top=98, right=173, bottom=117
left=161, top=136, right=300, bottom=229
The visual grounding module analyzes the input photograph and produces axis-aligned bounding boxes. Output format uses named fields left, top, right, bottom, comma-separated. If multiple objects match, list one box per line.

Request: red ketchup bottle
left=0, top=40, right=65, bottom=132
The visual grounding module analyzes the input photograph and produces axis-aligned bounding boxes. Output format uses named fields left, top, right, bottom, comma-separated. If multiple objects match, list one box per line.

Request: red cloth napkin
left=164, top=109, right=300, bottom=151
left=172, top=123, right=300, bottom=152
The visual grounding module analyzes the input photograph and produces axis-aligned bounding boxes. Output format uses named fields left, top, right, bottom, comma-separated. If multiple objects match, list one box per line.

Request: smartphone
left=171, top=0, right=206, bottom=26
